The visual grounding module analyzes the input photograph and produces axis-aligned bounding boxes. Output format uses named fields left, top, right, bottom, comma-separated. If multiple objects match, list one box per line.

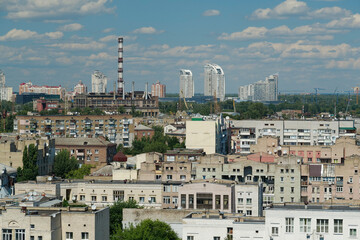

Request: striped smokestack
left=117, top=37, right=124, bottom=98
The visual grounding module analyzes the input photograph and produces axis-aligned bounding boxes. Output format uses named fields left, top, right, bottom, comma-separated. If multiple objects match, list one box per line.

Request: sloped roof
left=55, top=137, right=115, bottom=147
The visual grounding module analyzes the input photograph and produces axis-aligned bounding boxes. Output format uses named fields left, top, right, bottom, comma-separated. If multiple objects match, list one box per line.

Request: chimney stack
left=117, top=37, right=124, bottom=98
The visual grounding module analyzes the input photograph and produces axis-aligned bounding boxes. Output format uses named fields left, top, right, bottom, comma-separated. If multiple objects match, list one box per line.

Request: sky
left=0, top=0, right=360, bottom=94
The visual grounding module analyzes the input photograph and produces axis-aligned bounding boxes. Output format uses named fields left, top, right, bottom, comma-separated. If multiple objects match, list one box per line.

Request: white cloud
left=308, top=6, right=351, bottom=19
left=326, top=58, right=360, bottom=69
left=251, top=0, right=309, bottom=19
left=99, top=35, right=137, bottom=42
left=47, top=41, right=105, bottom=50
left=89, top=52, right=115, bottom=60
left=0, top=28, right=63, bottom=41
left=218, top=24, right=341, bottom=41
left=327, top=13, right=360, bottom=28
left=59, top=23, right=83, bottom=32
left=133, top=27, right=164, bottom=34
left=202, top=9, right=220, bottom=16
left=103, top=28, right=114, bottom=33
left=2, top=0, right=115, bottom=20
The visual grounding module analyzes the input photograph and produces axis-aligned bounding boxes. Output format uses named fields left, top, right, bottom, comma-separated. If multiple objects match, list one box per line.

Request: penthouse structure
left=91, top=70, right=107, bottom=93
left=230, top=119, right=355, bottom=154
left=14, top=115, right=134, bottom=147
left=239, top=74, right=278, bottom=102
left=179, top=69, right=194, bottom=98
left=204, top=64, right=225, bottom=101
left=19, top=82, right=65, bottom=100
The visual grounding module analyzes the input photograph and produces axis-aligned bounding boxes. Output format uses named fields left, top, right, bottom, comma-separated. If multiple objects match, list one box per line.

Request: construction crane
left=233, top=99, right=236, bottom=113
left=314, top=88, right=325, bottom=104
left=213, top=91, right=220, bottom=114
left=180, top=90, right=189, bottom=110
left=344, top=91, right=352, bottom=117
left=353, top=87, right=359, bottom=105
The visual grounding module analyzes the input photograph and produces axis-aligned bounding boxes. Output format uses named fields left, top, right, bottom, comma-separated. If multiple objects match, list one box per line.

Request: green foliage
left=124, top=126, right=184, bottom=155
left=62, top=199, right=69, bottom=207
left=17, top=144, right=39, bottom=182
left=110, top=200, right=140, bottom=235
left=111, top=219, right=180, bottom=240
left=53, top=149, right=79, bottom=178
left=39, top=108, right=62, bottom=115
left=69, top=107, right=104, bottom=115
left=65, top=164, right=93, bottom=179
left=118, top=106, right=125, bottom=114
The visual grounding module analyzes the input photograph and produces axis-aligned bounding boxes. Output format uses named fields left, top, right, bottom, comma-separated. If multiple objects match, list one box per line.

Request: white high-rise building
left=91, top=70, right=107, bottom=93
left=179, top=69, right=194, bottom=98
left=204, top=64, right=225, bottom=101
left=238, top=74, right=278, bottom=102
left=0, top=70, right=13, bottom=102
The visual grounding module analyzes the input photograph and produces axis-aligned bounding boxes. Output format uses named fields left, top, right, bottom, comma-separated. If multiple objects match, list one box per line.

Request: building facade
left=204, top=64, right=225, bottom=101
left=19, top=82, right=65, bottom=100
left=91, top=70, right=107, bottom=93
left=151, top=81, right=166, bottom=98
left=14, top=115, right=134, bottom=147
left=238, top=74, right=278, bottom=102
left=179, top=69, right=194, bottom=99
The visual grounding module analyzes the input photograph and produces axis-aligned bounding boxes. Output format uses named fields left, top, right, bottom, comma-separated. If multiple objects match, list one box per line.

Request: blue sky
left=0, top=0, right=359, bottom=94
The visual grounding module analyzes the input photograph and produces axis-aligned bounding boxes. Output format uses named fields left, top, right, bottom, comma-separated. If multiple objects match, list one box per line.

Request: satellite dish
left=91, top=205, right=97, bottom=211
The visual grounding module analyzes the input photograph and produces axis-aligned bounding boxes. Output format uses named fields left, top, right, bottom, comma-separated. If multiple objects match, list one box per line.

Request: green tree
left=110, top=200, right=140, bottom=235
left=111, top=219, right=180, bottom=240
left=53, top=149, right=78, bottom=178
left=65, top=164, right=93, bottom=179
left=118, top=106, right=125, bottom=114
left=17, top=144, right=39, bottom=182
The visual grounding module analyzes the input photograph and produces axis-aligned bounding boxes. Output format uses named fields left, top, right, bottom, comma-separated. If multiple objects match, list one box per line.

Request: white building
left=265, top=204, right=360, bottom=240
left=239, top=74, right=278, bottom=102
left=179, top=69, right=194, bottom=98
left=91, top=70, right=107, bottom=93
left=0, top=70, right=13, bottom=101
left=235, top=183, right=263, bottom=217
left=204, top=64, right=225, bottom=101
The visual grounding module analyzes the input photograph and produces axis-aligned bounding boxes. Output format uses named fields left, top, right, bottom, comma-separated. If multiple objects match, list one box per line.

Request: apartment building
left=265, top=204, right=360, bottom=240
left=0, top=136, right=55, bottom=176
left=134, top=124, right=155, bottom=139
left=60, top=180, right=162, bottom=208
left=234, top=183, right=263, bottom=216
left=19, top=81, right=65, bottom=100
left=230, top=119, right=355, bottom=154
left=55, top=137, right=116, bottom=166
left=14, top=115, right=134, bottom=147
left=0, top=206, right=109, bottom=240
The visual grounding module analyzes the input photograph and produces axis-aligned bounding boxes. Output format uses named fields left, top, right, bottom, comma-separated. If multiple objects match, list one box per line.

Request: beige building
left=0, top=206, right=109, bottom=240
left=14, top=115, right=134, bottom=147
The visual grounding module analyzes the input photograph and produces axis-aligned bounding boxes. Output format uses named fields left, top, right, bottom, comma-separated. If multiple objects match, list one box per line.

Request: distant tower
left=91, top=70, right=107, bottom=93
left=204, top=64, right=225, bottom=101
left=151, top=81, right=166, bottom=98
left=117, top=37, right=124, bottom=99
left=179, top=69, right=194, bottom=98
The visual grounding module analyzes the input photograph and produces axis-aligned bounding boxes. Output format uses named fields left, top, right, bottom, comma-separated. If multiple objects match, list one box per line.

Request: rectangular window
left=2, top=229, right=12, bottom=240
left=66, top=232, right=73, bottom=240
left=238, top=198, right=243, bottom=204
left=272, top=227, right=279, bottom=236
left=350, top=228, right=357, bottom=237
left=167, top=175, right=172, bottom=180
left=172, top=186, right=178, bottom=192
left=224, top=195, right=229, bottom=209
left=334, top=219, right=343, bottom=234
left=189, top=194, right=194, bottom=209
left=300, top=218, right=311, bottom=232
left=139, top=197, right=144, bottom=203
left=316, top=219, right=329, bottom=233
left=336, top=187, right=343, bottom=192
left=102, top=196, right=107, bottom=202
left=286, top=218, right=294, bottom=233
left=214, top=237, right=220, bottom=240
left=215, top=195, right=221, bottom=209
left=227, top=227, right=233, bottom=240
left=187, top=237, right=194, bottom=240
left=38, top=237, right=43, bottom=240
left=95, top=149, right=99, bottom=154
left=81, top=232, right=89, bottom=240
left=91, top=196, right=96, bottom=202
left=15, top=229, right=25, bottom=240
left=163, top=185, right=171, bottom=192
left=172, top=196, right=178, bottom=205
left=246, top=198, right=252, bottom=205
left=181, top=194, right=186, bottom=208
left=163, top=196, right=170, bottom=204
left=113, top=190, right=124, bottom=201
left=246, top=210, right=252, bottom=216
left=80, top=195, right=85, bottom=201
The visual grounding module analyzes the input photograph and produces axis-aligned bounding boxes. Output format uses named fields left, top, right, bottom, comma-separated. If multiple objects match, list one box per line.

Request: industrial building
left=204, top=64, right=225, bottom=101
left=179, top=69, right=194, bottom=98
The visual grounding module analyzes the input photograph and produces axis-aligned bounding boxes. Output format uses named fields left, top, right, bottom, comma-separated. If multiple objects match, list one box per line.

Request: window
left=180, top=175, right=186, bottom=180
left=214, top=237, right=220, bottom=240
left=80, top=195, right=85, bottom=201
left=238, top=198, right=243, bottom=204
left=95, top=149, right=99, bottom=154
left=336, top=187, right=343, bottom=192
left=246, top=198, right=252, bottom=205
left=187, top=237, right=194, bottom=240
left=334, top=219, right=343, bottom=234
left=163, top=196, right=170, bottom=204
left=272, top=227, right=279, bottom=236
left=227, top=227, right=233, bottom=240
left=102, top=196, right=107, bottom=202
left=172, top=186, right=178, bottom=192
left=300, top=218, right=311, bottom=232
left=30, top=224, right=35, bottom=229
left=113, top=190, right=124, bottom=201
left=350, top=187, right=353, bottom=193
left=280, top=177, right=284, bottom=182
left=167, top=175, right=172, bottom=180
left=95, top=157, right=99, bottom=161
left=163, top=185, right=171, bottom=192
left=291, top=187, right=295, bottom=193
left=139, top=197, right=144, bottom=203
left=91, top=196, right=96, bottom=202
left=172, top=196, right=178, bottom=205
left=349, top=177, right=353, bottom=183
left=350, top=228, right=357, bottom=237
left=291, top=177, right=295, bottom=182
left=246, top=210, right=252, bottom=216
left=316, top=219, right=329, bottom=233
left=286, top=218, right=294, bottom=233
left=15, top=229, right=25, bottom=240
left=2, top=229, right=12, bottom=240
left=280, top=187, right=284, bottom=193
left=38, top=237, right=43, bottom=240
left=150, top=197, right=156, bottom=203
left=66, top=232, right=73, bottom=240
left=129, top=196, right=134, bottom=201
left=81, top=232, right=89, bottom=240
left=291, top=169, right=294, bottom=173
left=30, top=237, right=34, bottom=240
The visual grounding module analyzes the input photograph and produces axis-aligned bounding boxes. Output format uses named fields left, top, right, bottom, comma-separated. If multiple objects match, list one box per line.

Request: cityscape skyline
left=0, top=0, right=359, bottom=94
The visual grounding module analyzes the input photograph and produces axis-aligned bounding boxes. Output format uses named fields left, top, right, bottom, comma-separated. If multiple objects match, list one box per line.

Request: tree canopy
left=53, top=149, right=78, bottom=178
left=17, top=144, right=39, bottom=182
left=65, top=164, right=93, bottom=179
left=110, top=200, right=141, bottom=235
left=111, top=219, right=180, bottom=240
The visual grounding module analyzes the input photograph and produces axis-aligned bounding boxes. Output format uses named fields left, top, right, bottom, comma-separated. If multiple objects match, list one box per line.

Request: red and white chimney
left=117, top=37, right=124, bottom=99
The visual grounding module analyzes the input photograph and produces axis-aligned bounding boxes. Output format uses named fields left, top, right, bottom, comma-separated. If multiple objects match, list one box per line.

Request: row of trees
left=118, top=126, right=185, bottom=155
